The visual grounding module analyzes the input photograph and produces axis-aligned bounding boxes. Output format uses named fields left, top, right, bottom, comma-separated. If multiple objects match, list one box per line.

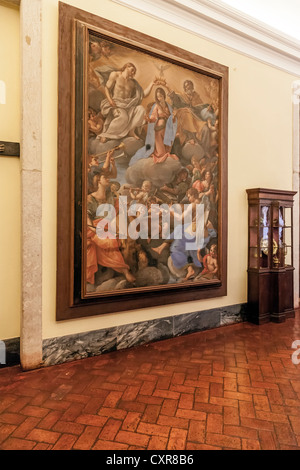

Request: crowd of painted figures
left=85, top=38, right=220, bottom=293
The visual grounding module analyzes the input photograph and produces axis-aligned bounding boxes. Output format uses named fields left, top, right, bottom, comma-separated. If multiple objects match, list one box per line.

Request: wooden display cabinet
left=246, top=188, right=296, bottom=324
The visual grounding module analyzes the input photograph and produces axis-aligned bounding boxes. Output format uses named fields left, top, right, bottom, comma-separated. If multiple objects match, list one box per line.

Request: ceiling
left=220, top=0, right=300, bottom=40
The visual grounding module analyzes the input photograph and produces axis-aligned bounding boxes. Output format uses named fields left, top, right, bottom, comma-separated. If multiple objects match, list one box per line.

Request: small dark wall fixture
left=0, top=141, right=20, bottom=157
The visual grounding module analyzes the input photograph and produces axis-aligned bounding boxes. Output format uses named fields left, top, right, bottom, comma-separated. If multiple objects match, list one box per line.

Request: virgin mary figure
left=129, top=87, right=178, bottom=167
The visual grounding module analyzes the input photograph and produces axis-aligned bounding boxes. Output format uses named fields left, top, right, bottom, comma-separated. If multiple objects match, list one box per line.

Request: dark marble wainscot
left=173, top=309, right=220, bottom=337
left=42, top=327, right=118, bottom=367
left=116, top=318, right=173, bottom=351
left=220, top=304, right=247, bottom=326
left=42, top=304, right=247, bottom=367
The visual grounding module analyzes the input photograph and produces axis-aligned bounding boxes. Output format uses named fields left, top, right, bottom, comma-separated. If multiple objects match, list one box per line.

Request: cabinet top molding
left=246, top=188, right=297, bottom=203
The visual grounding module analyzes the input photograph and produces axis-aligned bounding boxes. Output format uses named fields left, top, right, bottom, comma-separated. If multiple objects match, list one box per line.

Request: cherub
left=88, top=108, right=104, bottom=136
left=191, top=155, right=208, bottom=183
left=88, top=155, right=100, bottom=169
left=198, top=243, right=218, bottom=279
left=130, top=180, right=153, bottom=205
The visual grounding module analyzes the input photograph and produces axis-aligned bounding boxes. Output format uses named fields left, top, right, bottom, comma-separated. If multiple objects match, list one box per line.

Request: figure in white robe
left=98, top=63, right=155, bottom=143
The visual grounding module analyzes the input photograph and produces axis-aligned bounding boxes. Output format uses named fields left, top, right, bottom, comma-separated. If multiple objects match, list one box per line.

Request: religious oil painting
left=56, top=4, right=228, bottom=319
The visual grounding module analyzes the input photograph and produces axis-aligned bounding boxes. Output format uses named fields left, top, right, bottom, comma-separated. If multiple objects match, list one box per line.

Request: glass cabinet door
left=249, top=205, right=259, bottom=268
left=272, top=205, right=293, bottom=268
left=281, top=206, right=292, bottom=267
left=271, top=204, right=280, bottom=268
left=248, top=204, right=271, bottom=269
left=259, top=205, right=270, bottom=268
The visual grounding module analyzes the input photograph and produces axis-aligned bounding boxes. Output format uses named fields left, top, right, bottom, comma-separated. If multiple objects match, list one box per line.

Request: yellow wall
left=0, top=3, right=21, bottom=340
left=0, top=0, right=298, bottom=342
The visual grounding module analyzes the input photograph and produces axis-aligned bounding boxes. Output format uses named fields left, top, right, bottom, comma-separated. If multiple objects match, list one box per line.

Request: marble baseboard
left=43, top=328, right=118, bottom=367
left=173, top=308, right=220, bottom=337
left=0, top=304, right=247, bottom=368
left=117, top=318, right=173, bottom=351
left=42, top=303, right=247, bottom=367
left=220, top=304, right=247, bottom=326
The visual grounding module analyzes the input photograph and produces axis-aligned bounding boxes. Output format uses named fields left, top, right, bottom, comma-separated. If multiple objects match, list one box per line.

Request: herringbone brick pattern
left=0, top=312, right=299, bottom=450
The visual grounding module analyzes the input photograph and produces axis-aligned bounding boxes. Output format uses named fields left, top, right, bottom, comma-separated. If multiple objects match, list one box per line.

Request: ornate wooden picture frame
left=56, top=2, right=228, bottom=320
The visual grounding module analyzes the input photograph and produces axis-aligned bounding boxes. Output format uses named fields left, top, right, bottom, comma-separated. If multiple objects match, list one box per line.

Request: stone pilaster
left=20, top=0, right=43, bottom=370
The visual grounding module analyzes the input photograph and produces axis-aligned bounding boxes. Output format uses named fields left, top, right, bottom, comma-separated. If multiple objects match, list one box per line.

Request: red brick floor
left=0, top=312, right=300, bottom=451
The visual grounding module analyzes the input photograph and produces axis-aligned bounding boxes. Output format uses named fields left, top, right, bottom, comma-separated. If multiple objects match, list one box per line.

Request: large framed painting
left=56, top=2, right=228, bottom=320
